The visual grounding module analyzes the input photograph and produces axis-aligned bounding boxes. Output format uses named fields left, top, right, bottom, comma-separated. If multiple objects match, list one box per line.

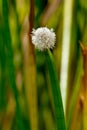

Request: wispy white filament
left=31, top=27, right=56, bottom=51
left=60, top=0, right=73, bottom=113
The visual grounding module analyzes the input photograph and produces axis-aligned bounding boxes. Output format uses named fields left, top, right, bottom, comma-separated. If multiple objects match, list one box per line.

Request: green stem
left=0, top=23, right=5, bottom=109
left=45, top=50, right=66, bottom=130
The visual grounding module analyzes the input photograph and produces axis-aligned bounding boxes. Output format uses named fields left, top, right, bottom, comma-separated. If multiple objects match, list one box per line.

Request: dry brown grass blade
left=80, top=42, right=87, bottom=130
left=28, top=1, right=38, bottom=129
left=41, top=0, right=62, bottom=25
left=21, top=0, right=38, bottom=130
left=70, top=91, right=84, bottom=130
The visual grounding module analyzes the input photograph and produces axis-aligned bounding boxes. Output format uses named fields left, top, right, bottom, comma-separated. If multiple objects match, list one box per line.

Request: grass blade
left=2, top=0, right=25, bottom=129
left=45, top=50, right=66, bottom=130
left=67, top=52, right=83, bottom=130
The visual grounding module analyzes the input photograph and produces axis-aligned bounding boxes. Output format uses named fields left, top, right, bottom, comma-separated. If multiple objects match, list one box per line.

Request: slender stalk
left=80, top=43, right=87, bottom=130
left=0, top=24, right=5, bottom=109
left=45, top=50, right=66, bottom=130
left=2, top=0, right=24, bottom=129
left=60, top=0, right=74, bottom=112
left=23, top=0, right=38, bottom=130
left=67, top=52, right=83, bottom=130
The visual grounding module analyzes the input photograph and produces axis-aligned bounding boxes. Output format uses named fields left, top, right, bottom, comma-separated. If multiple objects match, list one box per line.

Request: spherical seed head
left=31, top=27, right=56, bottom=51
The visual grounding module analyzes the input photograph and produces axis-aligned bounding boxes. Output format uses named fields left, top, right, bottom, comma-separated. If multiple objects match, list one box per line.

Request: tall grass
left=1, top=0, right=87, bottom=130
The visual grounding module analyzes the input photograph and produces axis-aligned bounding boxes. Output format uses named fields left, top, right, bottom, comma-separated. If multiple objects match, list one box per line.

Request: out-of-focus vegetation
left=0, top=0, right=87, bottom=130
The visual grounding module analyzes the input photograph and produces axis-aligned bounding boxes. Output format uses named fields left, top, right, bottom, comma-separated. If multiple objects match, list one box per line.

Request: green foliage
left=1, top=0, right=87, bottom=130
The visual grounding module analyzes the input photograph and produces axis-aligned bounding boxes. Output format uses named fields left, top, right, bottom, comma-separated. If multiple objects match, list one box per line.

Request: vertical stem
left=23, top=0, right=38, bottom=130
left=80, top=43, right=87, bottom=130
left=46, top=50, right=66, bottom=130
left=0, top=24, right=5, bottom=109
left=60, top=0, right=74, bottom=112
left=29, top=0, right=34, bottom=36
left=67, top=52, right=83, bottom=130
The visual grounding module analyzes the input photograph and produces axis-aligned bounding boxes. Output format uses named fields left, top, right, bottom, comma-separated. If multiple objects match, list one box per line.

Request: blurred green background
left=0, top=0, right=87, bottom=130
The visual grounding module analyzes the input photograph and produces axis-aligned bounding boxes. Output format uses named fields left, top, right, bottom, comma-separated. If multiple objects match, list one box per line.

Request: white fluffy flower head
left=31, top=27, right=56, bottom=51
